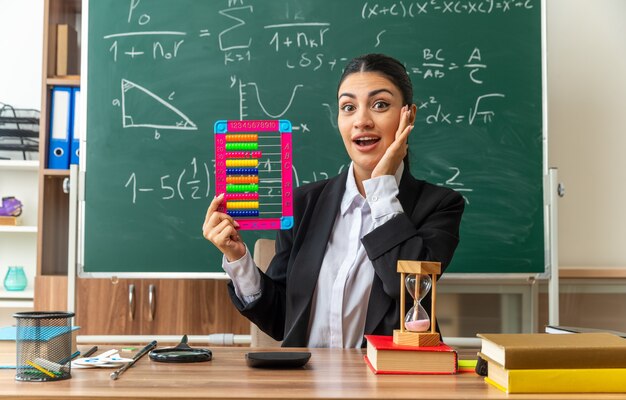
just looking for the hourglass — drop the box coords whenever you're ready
[393,261,441,347]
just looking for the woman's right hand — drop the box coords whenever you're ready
[202,193,246,262]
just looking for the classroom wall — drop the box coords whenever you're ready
[1,0,622,267]
[0,0,44,110]
[0,0,43,327]
[547,0,626,267]
[1,1,625,334]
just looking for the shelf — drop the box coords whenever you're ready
[560,267,626,279]
[0,289,34,300]
[43,168,70,177]
[0,226,38,233]
[55,0,82,14]
[0,160,39,171]
[47,76,80,86]
[0,300,34,308]
[0,289,34,308]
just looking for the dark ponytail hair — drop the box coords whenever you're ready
[337,53,414,169]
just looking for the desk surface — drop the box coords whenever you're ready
[1,346,624,400]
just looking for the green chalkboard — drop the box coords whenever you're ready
[82,0,545,275]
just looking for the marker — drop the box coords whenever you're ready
[82,346,98,358]
[458,359,478,368]
[26,360,56,378]
[34,357,68,374]
[40,350,80,372]
[58,350,81,366]
[457,359,479,373]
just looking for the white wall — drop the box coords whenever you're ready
[547,0,626,267]
[0,1,624,267]
[0,0,43,326]
[0,0,44,110]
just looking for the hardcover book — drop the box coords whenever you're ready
[364,335,457,374]
[478,332,626,369]
[483,356,626,394]
[56,24,79,76]
[545,325,626,338]
[0,216,20,226]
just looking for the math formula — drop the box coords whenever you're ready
[91,0,540,209]
[84,0,545,275]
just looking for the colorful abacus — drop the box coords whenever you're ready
[214,120,293,230]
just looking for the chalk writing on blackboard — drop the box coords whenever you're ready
[437,167,474,205]
[83,0,545,275]
[118,79,197,130]
[266,22,330,52]
[124,158,211,204]
[411,47,487,83]
[236,79,303,119]
[122,159,347,205]
[418,93,505,125]
[360,0,534,19]
[219,5,254,64]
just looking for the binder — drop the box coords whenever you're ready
[70,87,81,165]
[47,86,72,169]
[56,24,78,76]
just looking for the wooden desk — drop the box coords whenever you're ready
[0,346,623,400]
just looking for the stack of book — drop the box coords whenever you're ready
[364,335,457,374]
[478,332,626,393]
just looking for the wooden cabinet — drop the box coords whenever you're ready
[75,278,249,335]
[138,280,249,335]
[34,0,250,337]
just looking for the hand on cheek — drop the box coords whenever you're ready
[371,105,414,179]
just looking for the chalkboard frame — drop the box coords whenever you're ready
[76,0,550,279]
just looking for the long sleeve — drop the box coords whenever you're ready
[363,174,403,226]
[226,225,293,341]
[225,175,345,346]
[221,245,262,304]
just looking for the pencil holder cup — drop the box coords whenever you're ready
[13,311,75,382]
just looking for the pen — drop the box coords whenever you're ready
[57,350,81,366]
[82,346,98,358]
[55,347,95,368]
[110,340,157,380]
[26,360,56,378]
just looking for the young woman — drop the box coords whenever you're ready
[203,54,464,348]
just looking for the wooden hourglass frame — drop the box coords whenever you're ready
[393,260,442,347]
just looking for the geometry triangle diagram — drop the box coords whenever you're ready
[121,79,197,130]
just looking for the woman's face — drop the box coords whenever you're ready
[337,71,405,178]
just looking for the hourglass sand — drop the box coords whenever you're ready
[393,261,441,347]
[404,273,432,332]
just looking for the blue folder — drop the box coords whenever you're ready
[70,87,81,165]
[47,86,73,169]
